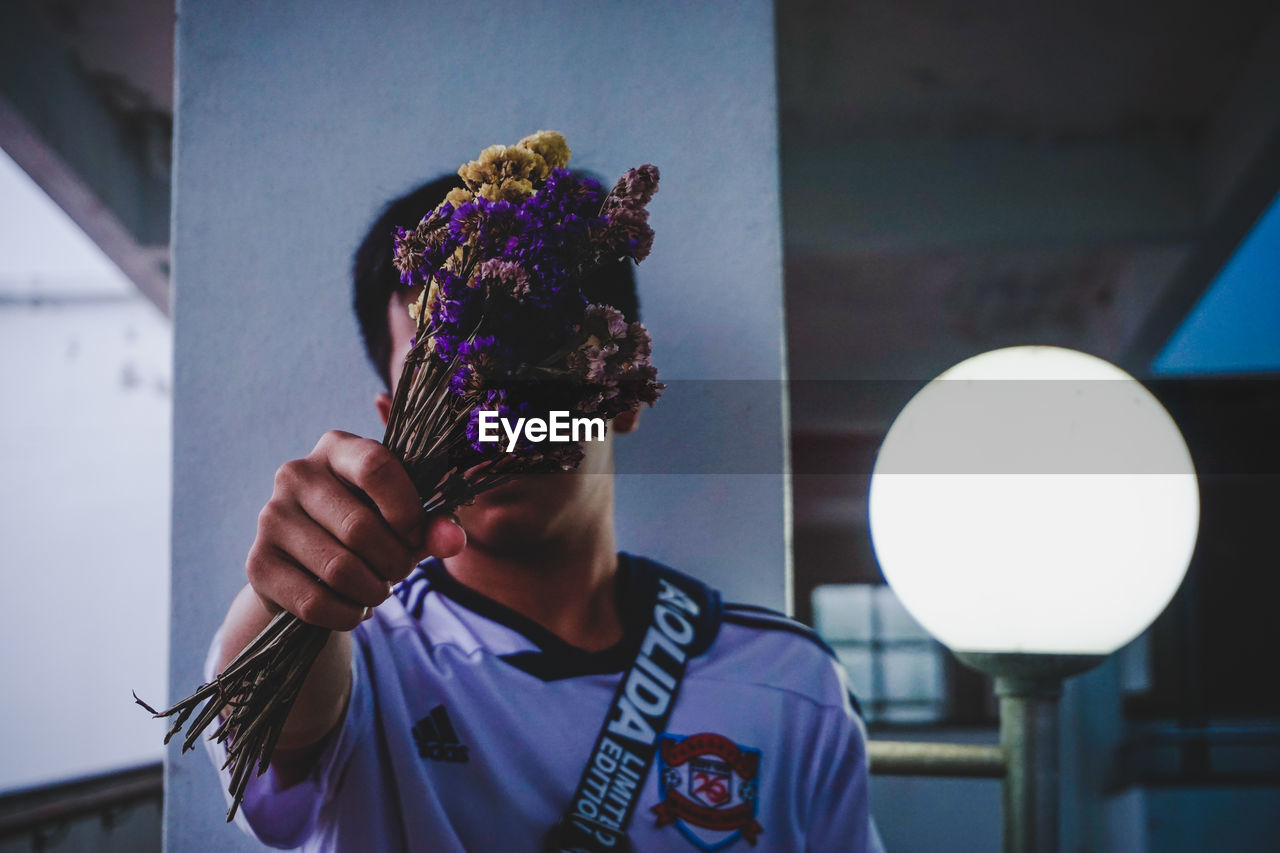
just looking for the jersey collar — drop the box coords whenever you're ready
[418,552,721,682]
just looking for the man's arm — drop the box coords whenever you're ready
[804,688,886,852]
[212,430,465,781]
[212,584,357,784]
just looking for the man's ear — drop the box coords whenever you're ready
[612,408,642,434]
[375,391,393,426]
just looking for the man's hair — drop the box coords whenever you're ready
[354,173,641,389]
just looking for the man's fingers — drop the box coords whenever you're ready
[246,547,366,631]
[315,431,426,550]
[261,501,393,606]
[290,467,417,585]
[249,435,466,630]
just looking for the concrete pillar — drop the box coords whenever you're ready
[167,1,785,848]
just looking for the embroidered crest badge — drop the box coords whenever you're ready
[651,733,763,850]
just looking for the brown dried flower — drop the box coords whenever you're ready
[475,258,533,300]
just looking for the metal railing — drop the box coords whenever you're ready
[0,762,162,848]
[869,739,1006,778]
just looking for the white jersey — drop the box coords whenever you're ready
[203,553,884,852]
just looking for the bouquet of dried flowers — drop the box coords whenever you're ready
[136,131,663,820]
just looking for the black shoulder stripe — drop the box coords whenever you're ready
[724,602,789,618]
[721,610,839,660]
[721,611,867,722]
[847,690,865,720]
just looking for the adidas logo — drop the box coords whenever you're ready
[413,705,470,763]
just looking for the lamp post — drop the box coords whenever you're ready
[867,346,1199,853]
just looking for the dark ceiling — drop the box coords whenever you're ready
[777,0,1280,425]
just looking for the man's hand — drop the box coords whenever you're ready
[213,431,466,765]
[247,430,466,629]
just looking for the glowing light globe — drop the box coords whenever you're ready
[867,346,1199,656]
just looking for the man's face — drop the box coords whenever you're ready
[382,290,626,553]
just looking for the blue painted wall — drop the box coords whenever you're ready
[1154,191,1280,374]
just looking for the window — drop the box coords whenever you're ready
[812,583,952,725]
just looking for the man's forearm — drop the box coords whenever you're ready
[215,584,354,753]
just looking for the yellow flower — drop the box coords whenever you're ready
[423,280,442,317]
[457,146,501,189]
[476,177,535,202]
[518,130,571,171]
[458,144,541,191]
[407,285,428,321]
[444,187,474,207]
[444,245,467,274]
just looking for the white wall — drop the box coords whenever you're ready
[0,151,170,792]
[168,1,786,849]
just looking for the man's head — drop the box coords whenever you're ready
[352,174,644,553]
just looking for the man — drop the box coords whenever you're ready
[204,173,885,851]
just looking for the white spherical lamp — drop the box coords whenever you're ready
[868,345,1199,657]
